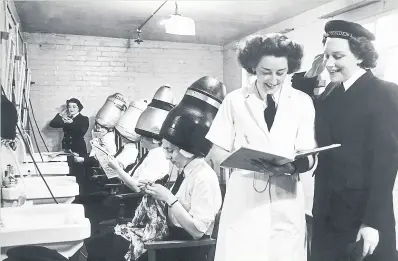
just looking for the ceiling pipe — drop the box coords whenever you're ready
[134,0,169,44]
[318,0,382,19]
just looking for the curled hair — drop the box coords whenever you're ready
[237,34,304,75]
[322,36,378,69]
[66,98,84,111]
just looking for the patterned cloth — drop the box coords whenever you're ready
[114,195,169,261]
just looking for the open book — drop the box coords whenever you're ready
[221,144,341,172]
[90,140,119,179]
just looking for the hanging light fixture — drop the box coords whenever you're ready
[160,2,196,36]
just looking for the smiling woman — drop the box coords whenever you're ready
[49,98,89,194]
[322,20,378,83]
[312,20,398,261]
[206,33,317,261]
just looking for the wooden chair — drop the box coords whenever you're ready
[144,211,221,261]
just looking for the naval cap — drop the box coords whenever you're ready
[324,20,375,41]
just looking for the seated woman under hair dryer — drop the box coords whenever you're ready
[107,76,225,261]
[109,86,174,192]
[73,93,128,167]
[113,99,148,174]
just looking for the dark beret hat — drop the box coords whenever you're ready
[324,20,375,41]
[66,98,83,111]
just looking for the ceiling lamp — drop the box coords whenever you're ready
[160,2,196,36]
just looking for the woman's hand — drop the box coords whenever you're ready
[144,183,175,204]
[137,180,151,191]
[73,156,84,163]
[250,159,295,176]
[108,156,122,170]
[62,117,73,124]
[357,225,379,257]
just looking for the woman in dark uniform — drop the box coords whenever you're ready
[311,20,398,261]
[49,98,89,194]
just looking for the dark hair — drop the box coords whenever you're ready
[238,34,304,75]
[95,121,113,131]
[322,36,378,69]
[66,98,83,111]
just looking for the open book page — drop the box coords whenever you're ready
[221,147,294,172]
[90,140,119,179]
[294,144,341,159]
[221,144,341,172]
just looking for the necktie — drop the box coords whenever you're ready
[264,94,276,130]
[171,171,185,195]
[165,171,185,218]
[331,82,346,101]
[114,145,124,157]
[130,151,149,176]
[335,82,345,95]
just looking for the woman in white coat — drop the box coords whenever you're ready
[206,33,317,261]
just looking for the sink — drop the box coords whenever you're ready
[19,162,70,176]
[0,204,91,260]
[23,152,68,163]
[1,176,79,206]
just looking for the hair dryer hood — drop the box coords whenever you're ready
[135,86,174,140]
[96,93,127,129]
[160,76,227,157]
[115,99,148,142]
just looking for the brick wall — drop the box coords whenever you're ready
[24,33,223,152]
[222,48,241,92]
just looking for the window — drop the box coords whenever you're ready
[362,11,398,84]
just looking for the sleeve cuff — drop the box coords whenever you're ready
[292,157,310,174]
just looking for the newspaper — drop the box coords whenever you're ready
[90,140,119,179]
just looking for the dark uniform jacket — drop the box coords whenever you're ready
[312,70,398,260]
[49,113,89,156]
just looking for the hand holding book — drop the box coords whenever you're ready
[221,144,341,173]
[250,158,296,176]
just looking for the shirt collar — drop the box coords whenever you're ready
[343,69,366,90]
[182,157,204,178]
[150,146,164,157]
[245,80,283,107]
[70,112,80,119]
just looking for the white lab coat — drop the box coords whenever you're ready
[206,81,316,261]
[132,146,170,182]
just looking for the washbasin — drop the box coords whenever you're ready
[19,161,70,176]
[0,204,91,260]
[1,176,79,206]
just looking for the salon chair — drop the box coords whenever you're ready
[142,210,220,261]
[143,183,226,261]
[143,182,225,261]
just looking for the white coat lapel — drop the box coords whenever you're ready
[269,82,293,137]
[242,83,271,139]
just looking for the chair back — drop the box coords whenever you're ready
[211,211,221,239]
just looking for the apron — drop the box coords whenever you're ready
[214,83,311,261]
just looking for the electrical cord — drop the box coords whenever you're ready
[28,97,50,152]
[2,70,88,260]
[22,93,44,162]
